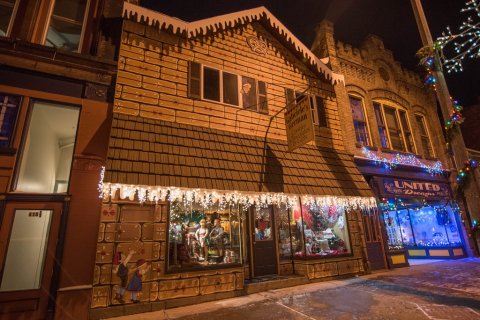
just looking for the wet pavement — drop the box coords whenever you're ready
[106,258,480,320]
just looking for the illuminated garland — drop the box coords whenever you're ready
[97,166,106,198]
[361,147,444,175]
[416,44,441,90]
[99,182,377,211]
[445,98,465,138]
[456,159,478,187]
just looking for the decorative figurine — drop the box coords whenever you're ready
[112,250,134,303]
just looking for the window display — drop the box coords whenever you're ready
[383,200,463,248]
[167,201,243,271]
[292,203,351,257]
[277,207,295,259]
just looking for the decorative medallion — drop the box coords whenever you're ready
[246,36,267,55]
[379,67,390,81]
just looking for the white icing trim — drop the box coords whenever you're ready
[123,2,344,85]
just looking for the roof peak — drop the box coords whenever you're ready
[123,2,344,85]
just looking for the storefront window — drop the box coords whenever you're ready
[382,200,463,248]
[167,201,243,271]
[292,203,351,258]
[277,207,294,259]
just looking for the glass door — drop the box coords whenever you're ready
[0,202,62,318]
[251,207,277,277]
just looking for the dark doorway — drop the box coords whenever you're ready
[362,208,387,270]
[251,207,278,277]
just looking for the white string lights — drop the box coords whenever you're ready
[100,182,377,212]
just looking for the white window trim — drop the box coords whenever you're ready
[348,94,372,146]
[42,0,91,53]
[199,63,268,113]
[374,100,417,154]
[414,113,436,158]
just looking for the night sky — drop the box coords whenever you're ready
[141,0,479,106]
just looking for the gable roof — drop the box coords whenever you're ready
[123,2,344,85]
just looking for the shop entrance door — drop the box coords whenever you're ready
[362,208,387,270]
[0,202,62,319]
[251,207,277,277]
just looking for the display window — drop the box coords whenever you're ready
[382,199,463,248]
[291,202,351,258]
[277,206,294,260]
[167,201,244,271]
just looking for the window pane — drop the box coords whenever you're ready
[242,76,257,110]
[443,206,462,246]
[411,206,450,246]
[168,201,243,271]
[0,210,52,291]
[315,96,327,127]
[16,101,79,193]
[399,110,414,153]
[415,115,434,158]
[188,62,201,99]
[0,93,21,148]
[384,210,404,249]
[296,204,351,258]
[285,88,295,110]
[255,208,272,241]
[0,0,16,36]
[373,103,389,148]
[349,96,369,145]
[223,72,238,105]
[384,107,405,151]
[396,209,415,246]
[45,0,88,52]
[277,207,293,259]
[258,81,268,113]
[203,67,220,101]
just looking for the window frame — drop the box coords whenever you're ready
[193,63,268,114]
[285,89,326,127]
[41,0,91,53]
[348,94,372,146]
[373,100,417,153]
[414,113,435,158]
[0,0,20,37]
[12,99,81,194]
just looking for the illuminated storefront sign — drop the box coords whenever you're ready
[381,178,450,199]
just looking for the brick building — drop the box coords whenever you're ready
[0,0,117,319]
[89,3,377,318]
[312,21,473,269]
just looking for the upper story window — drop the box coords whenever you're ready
[285,89,327,127]
[188,62,268,114]
[0,93,21,150]
[0,0,17,36]
[15,101,79,193]
[415,114,435,158]
[44,0,89,52]
[373,101,416,153]
[348,95,370,146]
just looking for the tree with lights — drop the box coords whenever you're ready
[436,0,480,73]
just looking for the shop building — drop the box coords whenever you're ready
[90,3,377,318]
[0,0,117,319]
[312,22,472,269]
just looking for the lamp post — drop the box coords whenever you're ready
[410,0,480,256]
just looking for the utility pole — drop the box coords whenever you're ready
[410,0,480,256]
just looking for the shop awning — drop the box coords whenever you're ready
[104,113,373,199]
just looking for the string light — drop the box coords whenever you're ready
[456,159,479,188]
[100,182,377,212]
[361,147,444,175]
[436,0,480,73]
[97,166,105,198]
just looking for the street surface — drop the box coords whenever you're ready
[107,258,480,320]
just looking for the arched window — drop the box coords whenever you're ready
[348,95,370,145]
[373,101,416,153]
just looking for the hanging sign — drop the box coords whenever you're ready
[285,97,315,152]
[381,178,450,199]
